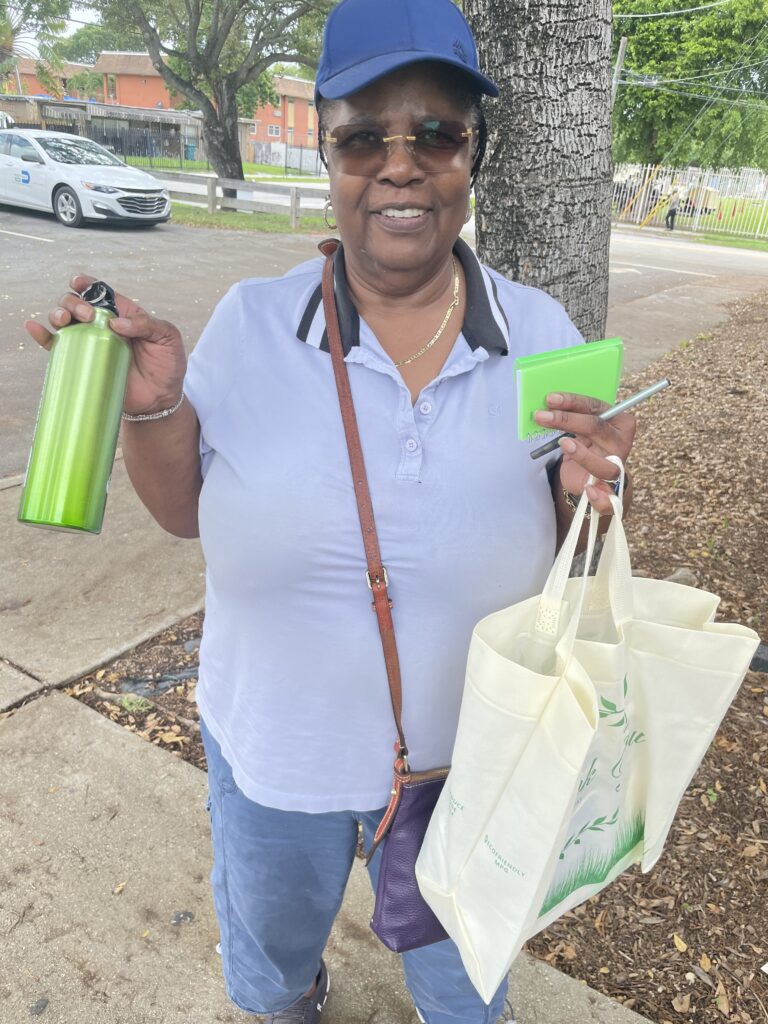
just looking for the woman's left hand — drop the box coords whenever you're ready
[534,392,637,516]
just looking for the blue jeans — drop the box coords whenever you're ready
[200,716,509,1023]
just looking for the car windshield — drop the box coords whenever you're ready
[36,137,125,166]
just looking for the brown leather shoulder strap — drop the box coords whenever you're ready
[320,244,408,762]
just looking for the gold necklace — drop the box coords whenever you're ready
[394,258,460,368]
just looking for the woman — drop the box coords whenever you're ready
[27,1,636,1020]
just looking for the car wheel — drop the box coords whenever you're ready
[53,186,84,228]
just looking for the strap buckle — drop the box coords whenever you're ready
[366,567,389,590]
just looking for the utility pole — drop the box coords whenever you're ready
[612,36,628,106]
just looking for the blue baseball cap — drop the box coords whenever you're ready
[316,0,499,102]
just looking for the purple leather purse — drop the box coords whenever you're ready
[320,241,450,953]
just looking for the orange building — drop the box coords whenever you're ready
[252,76,317,147]
[92,52,180,109]
[5,57,97,99]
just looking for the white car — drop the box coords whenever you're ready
[0,129,171,228]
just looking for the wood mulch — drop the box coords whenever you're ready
[64,291,768,1024]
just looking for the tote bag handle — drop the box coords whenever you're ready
[536,456,629,658]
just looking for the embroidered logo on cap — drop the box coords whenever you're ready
[453,39,469,63]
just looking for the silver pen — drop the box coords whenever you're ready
[529,378,671,460]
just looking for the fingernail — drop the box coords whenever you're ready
[54,308,67,323]
[110,317,130,331]
[76,303,93,320]
[536,411,554,424]
[560,438,577,453]
[547,393,564,406]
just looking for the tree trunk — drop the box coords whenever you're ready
[205,81,245,192]
[465,0,613,341]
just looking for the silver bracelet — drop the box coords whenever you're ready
[122,393,185,422]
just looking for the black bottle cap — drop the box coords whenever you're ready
[79,281,118,317]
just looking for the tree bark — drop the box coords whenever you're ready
[465,0,613,341]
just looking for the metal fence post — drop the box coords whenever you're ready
[207,177,218,216]
[289,188,300,229]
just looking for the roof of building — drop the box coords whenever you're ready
[16,57,94,79]
[93,52,163,77]
[274,76,315,101]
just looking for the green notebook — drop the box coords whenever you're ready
[515,337,623,440]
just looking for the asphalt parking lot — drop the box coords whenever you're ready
[2,202,766,479]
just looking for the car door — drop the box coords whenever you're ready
[6,134,48,211]
[0,133,12,202]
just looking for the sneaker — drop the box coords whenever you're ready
[267,960,330,1023]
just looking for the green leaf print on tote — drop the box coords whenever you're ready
[539,676,646,917]
[540,812,645,916]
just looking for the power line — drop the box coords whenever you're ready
[623,71,768,94]
[620,79,768,106]
[622,56,768,84]
[614,0,732,18]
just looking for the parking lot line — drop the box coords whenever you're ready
[0,227,54,243]
[611,260,715,278]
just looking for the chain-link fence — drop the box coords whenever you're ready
[613,163,768,239]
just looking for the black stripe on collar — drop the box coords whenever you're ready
[296,238,508,357]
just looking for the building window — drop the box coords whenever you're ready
[288,96,294,104]
[268,124,280,138]
[107,74,116,100]
[273,105,281,116]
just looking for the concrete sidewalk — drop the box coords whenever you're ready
[1,692,650,1024]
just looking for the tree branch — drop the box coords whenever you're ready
[233,50,318,91]
[205,3,241,68]
[234,0,322,85]
[186,0,203,73]
[125,0,216,119]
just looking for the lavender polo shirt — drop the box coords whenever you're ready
[183,239,583,813]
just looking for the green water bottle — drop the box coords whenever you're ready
[18,281,131,534]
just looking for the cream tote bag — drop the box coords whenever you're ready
[416,458,759,1003]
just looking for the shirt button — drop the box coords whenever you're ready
[419,401,433,415]
[405,438,419,453]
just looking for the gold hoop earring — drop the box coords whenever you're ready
[323,199,337,231]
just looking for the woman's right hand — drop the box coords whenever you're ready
[24,274,188,417]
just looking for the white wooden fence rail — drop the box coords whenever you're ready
[149,170,325,228]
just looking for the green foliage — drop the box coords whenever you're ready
[1,0,69,91]
[272,61,314,82]
[67,68,103,98]
[55,21,145,64]
[167,52,277,118]
[613,0,768,169]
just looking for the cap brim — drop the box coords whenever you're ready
[317,50,499,101]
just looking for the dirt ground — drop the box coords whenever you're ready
[64,291,768,1024]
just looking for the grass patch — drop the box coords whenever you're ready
[689,233,768,254]
[170,201,326,234]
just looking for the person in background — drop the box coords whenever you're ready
[665,190,680,230]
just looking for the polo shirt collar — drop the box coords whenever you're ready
[296,238,509,357]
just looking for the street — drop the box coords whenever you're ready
[2,202,766,479]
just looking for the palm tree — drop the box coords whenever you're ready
[1,2,67,96]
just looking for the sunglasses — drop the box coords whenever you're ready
[322,119,474,176]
